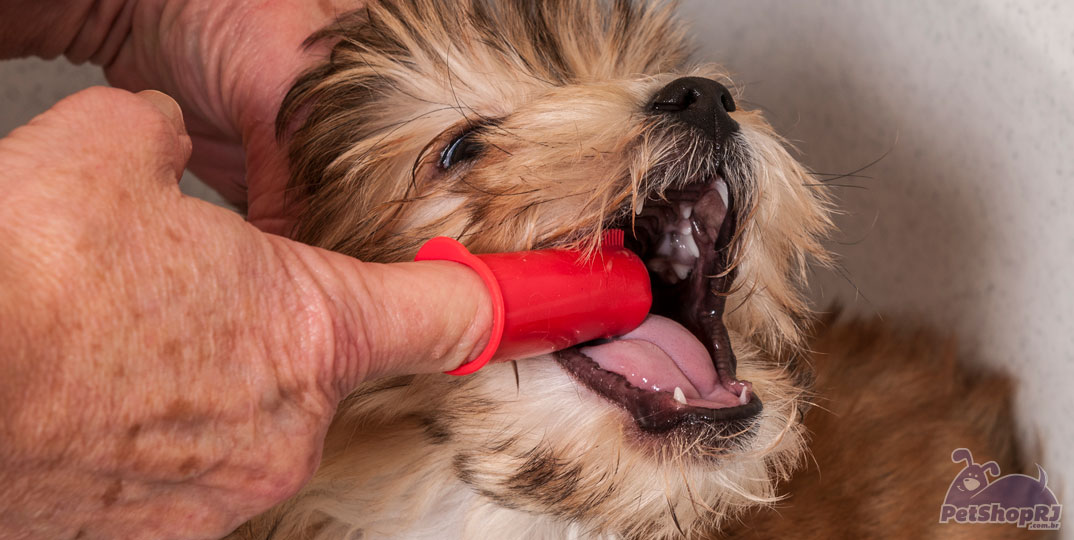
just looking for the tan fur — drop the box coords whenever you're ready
[228,1,1022,539]
[719,316,1041,539]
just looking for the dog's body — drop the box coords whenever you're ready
[230,1,1028,538]
[723,318,1032,539]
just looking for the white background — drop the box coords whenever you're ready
[2,0,1071,532]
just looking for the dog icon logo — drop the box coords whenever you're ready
[940,448,1061,530]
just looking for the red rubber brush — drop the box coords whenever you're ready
[415,230,652,375]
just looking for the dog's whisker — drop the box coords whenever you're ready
[803,182,870,190]
[511,360,521,397]
[808,170,875,181]
[665,494,687,538]
[814,147,893,184]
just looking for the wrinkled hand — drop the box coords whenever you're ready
[0,88,490,540]
[100,0,357,233]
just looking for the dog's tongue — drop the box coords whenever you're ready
[579,315,742,408]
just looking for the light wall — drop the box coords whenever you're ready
[680,0,1073,520]
[0,58,230,207]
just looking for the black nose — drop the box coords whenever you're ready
[650,77,738,146]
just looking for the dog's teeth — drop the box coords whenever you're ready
[672,262,691,280]
[635,198,645,215]
[683,232,700,258]
[715,179,730,209]
[680,204,692,219]
[673,387,687,405]
[738,388,750,405]
[656,235,673,257]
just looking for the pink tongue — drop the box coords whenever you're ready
[579,315,741,408]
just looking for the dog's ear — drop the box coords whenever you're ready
[951,448,974,466]
[981,461,1001,478]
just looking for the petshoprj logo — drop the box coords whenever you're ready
[939,448,1061,530]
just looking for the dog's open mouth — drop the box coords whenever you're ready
[555,172,762,434]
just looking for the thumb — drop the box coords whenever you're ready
[259,234,494,398]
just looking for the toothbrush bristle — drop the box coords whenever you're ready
[602,229,625,247]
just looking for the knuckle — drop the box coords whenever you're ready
[238,426,323,509]
[251,453,318,506]
[56,87,181,143]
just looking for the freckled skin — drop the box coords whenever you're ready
[101,480,123,508]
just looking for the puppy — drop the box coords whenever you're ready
[228,1,1024,538]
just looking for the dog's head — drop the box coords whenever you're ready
[274,0,831,537]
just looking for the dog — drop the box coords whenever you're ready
[227,1,1027,538]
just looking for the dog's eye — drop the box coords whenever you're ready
[439,129,483,169]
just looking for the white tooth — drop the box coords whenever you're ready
[739,388,750,405]
[673,387,687,405]
[635,198,645,215]
[657,234,673,257]
[672,262,691,280]
[683,233,700,258]
[715,179,730,209]
[679,223,692,236]
[680,204,693,219]
[668,232,686,253]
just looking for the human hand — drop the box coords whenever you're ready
[2,0,351,231]
[0,88,491,539]
[97,0,359,234]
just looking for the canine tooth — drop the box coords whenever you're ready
[635,198,645,215]
[672,262,691,280]
[680,204,693,219]
[715,179,730,209]
[673,387,687,405]
[738,388,750,405]
[683,233,700,258]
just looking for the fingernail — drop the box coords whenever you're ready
[136,90,186,135]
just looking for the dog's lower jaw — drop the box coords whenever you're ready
[234,405,619,540]
[234,354,805,540]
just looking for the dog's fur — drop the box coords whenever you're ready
[229,1,1026,538]
[722,317,1035,539]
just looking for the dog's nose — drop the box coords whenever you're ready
[650,77,739,146]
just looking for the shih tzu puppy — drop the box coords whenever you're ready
[228,1,1025,538]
